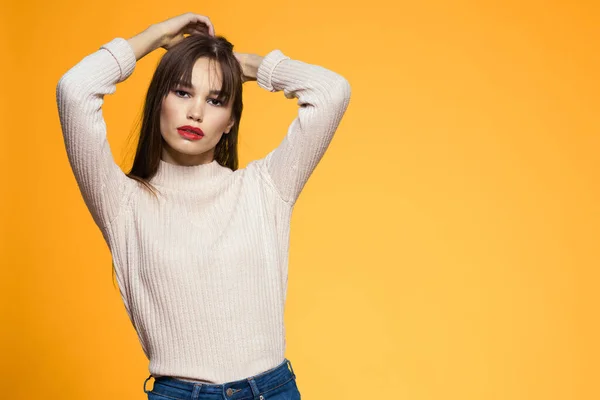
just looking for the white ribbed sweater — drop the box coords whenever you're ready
[56,37,351,384]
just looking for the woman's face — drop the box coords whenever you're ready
[160,57,235,166]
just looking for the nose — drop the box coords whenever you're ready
[187,101,204,122]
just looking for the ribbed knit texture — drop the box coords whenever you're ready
[56,37,351,384]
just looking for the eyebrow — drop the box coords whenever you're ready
[175,82,222,95]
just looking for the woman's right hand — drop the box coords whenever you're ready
[153,12,215,51]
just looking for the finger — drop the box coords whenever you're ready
[193,21,211,35]
[183,23,205,36]
[183,20,210,37]
[194,15,215,36]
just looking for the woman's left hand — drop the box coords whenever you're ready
[234,52,262,83]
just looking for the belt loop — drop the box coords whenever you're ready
[143,374,153,394]
[286,359,296,379]
[246,377,261,399]
[191,384,203,399]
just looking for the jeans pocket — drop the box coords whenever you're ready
[148,390,184,400]
[260,377,301,400]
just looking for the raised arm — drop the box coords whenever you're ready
[248,50,352,206]
[56,36,140,232]
[56,14,214,232]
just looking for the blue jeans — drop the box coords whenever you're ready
[143,358,301,400]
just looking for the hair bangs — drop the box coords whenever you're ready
[218,59,238,106]
[165,56,235,107]
[167,58,196,94]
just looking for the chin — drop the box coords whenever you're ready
[165,135,217,158]
[171,143,207,156]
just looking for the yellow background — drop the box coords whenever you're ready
[2,0,598,399]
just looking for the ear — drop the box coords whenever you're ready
[224,118,235,134]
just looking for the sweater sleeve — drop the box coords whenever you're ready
[56,37,136,232]
[255,50,352,206]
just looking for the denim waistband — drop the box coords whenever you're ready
[144,358,296,399]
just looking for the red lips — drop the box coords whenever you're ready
[177,125,204,136]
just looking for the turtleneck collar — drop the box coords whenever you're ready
[149,159,231,191]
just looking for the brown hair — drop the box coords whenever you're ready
[125,32,244,198]
[112,33,244,286]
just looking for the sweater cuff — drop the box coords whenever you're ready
[256,49,290,92]
[99,37,137,83]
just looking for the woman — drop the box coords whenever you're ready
[56,12,351,399]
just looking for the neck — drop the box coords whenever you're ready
[161,147,215,167]
[149,159,231,191]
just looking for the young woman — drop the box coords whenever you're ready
[56,12,351,399]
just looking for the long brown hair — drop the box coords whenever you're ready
[126,33,244,197]
[112,33,244,286]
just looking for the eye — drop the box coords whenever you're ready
[174,90,223,106]
[174,89,190,98]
